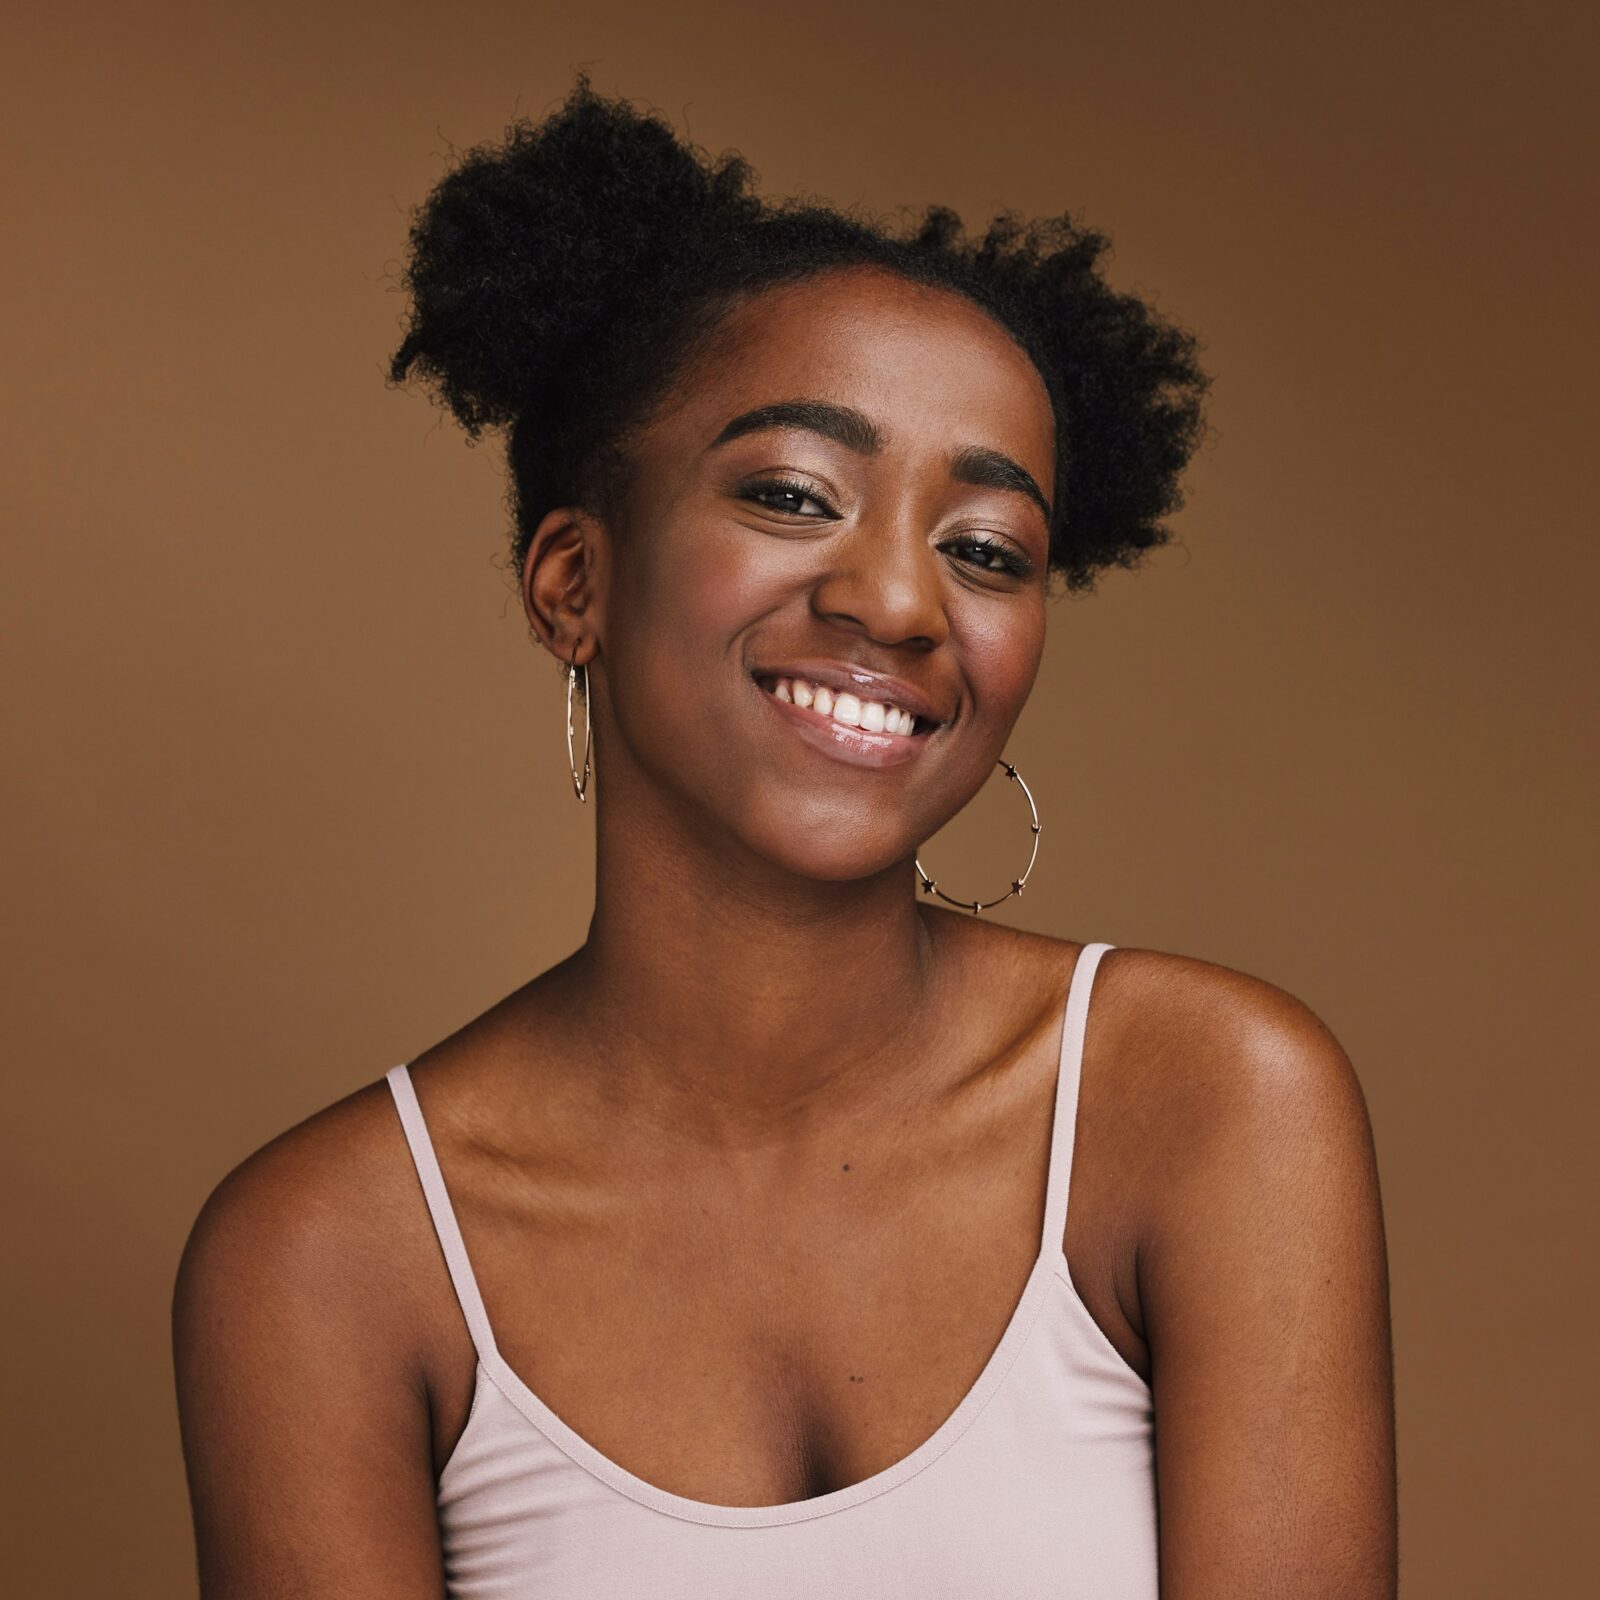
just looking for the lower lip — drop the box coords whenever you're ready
[754,682,934,769]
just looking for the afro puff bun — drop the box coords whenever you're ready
[389,75,1211,593]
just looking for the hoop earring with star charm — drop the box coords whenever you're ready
[914,758,1041,914]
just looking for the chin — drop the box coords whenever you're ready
[725,804,917,889]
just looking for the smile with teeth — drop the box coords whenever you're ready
[754,674,932,737]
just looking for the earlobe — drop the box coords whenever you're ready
[521,505,605,665]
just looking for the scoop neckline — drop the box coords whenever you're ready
[408,942,1114,1528]
[460,1241,1062,1528]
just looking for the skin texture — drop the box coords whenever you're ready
[173,265,1397,1597]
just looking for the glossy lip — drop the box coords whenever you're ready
[751,677,937,770]
[747,659,954,727]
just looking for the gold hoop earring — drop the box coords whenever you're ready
[914,759,1041,914]
[565,647,592,802]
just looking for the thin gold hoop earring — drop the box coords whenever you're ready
[914,758,1041,914]
[565,647,592,802]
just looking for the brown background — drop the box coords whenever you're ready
[5,2,1595,1593]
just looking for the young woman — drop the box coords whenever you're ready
[173,78,1397,1598]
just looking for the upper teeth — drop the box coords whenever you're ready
[765,676,921,735]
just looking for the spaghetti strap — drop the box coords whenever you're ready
[1039,941,1115,1258]
[385,1063,500,1362]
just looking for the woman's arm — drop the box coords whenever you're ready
[1145,970,1398,1597]
[172,1113,449,1598]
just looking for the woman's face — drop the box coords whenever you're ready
[563,263,1057,884]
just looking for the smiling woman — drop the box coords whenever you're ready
[171,75,1397,1600]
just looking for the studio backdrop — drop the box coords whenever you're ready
[4,3,1595,1596]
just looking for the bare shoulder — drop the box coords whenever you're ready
[1086,943,1391,1391]
[1089,947,1397,1593]
[1092,942,1374,1159]
[943,920,1371,1146]
[1014,933,1382,1279]
[171,1076,457,1593]
[172,1074,441,1383]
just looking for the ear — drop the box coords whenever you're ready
[521,505,608,667]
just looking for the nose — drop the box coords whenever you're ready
[809,515,950,651]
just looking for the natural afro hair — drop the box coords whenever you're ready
[388,75,1211,594]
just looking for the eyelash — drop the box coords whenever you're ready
[739,476,1036,581]
[743,475,832,519]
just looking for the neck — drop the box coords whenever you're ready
[555,765,953,1142]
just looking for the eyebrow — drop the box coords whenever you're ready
[708,399,883,455]
[949,444,1052,522]
[707,398,1052,522]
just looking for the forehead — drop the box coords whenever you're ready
[656,265,1057,484]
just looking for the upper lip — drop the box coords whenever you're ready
[749,659,955,726]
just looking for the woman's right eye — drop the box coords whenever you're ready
[740,477,834,518]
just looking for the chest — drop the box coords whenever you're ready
[431,1304,1158,1599]
[403,943,1153,1506]
[450,1128,1054,1505]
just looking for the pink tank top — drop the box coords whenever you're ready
[385,940,1157,1596]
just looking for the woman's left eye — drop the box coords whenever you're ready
[946,535,1034,580]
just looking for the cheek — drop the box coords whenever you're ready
[684,526,790,638]
[925,604,1046,819]
[612,518,779,671]
[958,602,1047,729]
[599,513,786,776]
